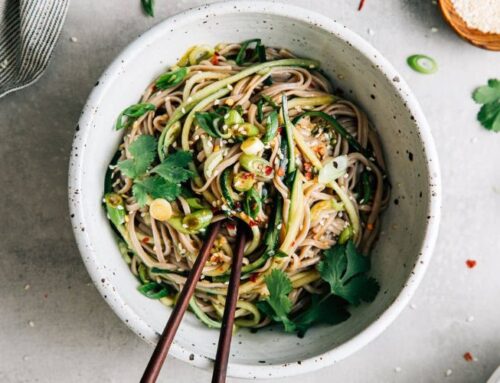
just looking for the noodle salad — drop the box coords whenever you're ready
[103,39,390,335]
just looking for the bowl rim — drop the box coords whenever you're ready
[68,0,442,379]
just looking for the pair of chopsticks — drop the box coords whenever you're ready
[141,220,247,383]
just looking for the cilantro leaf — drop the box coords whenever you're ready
[152,150,193,183]
[133,176,180,207]
[258,269,296,332]
[317,241,379,306]
[472,79,500,132]
[293,295,350,336]
[473,79,500,104]
[118,135,157,179]
[194,112,223,138]
[478,102,500,133]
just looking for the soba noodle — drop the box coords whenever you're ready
[104,41,390,332]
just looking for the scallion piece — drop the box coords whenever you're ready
[115,103,155,130]
[407,54,438,74]
[236,39,263,66]
[141,0,154,17]
[155,67,188,90]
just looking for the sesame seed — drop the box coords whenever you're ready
[187,97,193,102]
[466,315,475,322]
[70,36,78,43]
[181,108,186,114]
[28,321,35,328]
[394,367,402,373]
[227,84,233,90]
[445,369,452,377]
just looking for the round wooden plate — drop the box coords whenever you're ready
[439,0,500,51]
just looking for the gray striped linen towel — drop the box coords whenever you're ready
[0,0,69,98]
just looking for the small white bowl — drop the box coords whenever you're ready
[69,1,441,379]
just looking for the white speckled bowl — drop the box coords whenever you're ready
[68,1,441,379]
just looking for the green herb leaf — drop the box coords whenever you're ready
[194,111,223,138]
[472,79,500,132]
[141,0,154,17]
[473,79,500,104]
[317,241,379,306]
[133,176,181,206]
[117,135,157,179]
[152,150,193,183]
[259,269,296,332]
[293,295,350,335]
[116,103,155,130]
[156,67,188,90]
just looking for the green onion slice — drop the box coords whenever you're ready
[156,67,188,90]
[407,54,438,74]
[115,103,155,130]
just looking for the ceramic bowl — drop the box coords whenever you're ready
[69,1,441,379]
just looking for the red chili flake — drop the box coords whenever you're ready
[305,171,312,180]
[211,51,220,65]
[249,220,258,227]
[466,259,477,269]
[249,273,258,283]
[277,168,285,177]
[304,162,312,172]
[358,0,366,11]
[141,237,150,244]
[264,166,273,176]
[226,222,236,231]
[277,127,282,134]
[463,352,474,362]
[242,172,254,180]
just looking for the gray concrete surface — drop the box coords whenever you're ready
[1,0,500,382]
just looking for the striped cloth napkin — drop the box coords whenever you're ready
[0,0,69,98]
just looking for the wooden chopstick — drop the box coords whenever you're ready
[211,223,247,383]
[141,221,222,383]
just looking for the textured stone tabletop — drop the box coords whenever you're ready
[1,1,499,382]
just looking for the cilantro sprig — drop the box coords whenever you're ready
[258,241,379,335]
[472,79,500,132]
[257,269,296,332]
[317,241,379,306]
[118,135,157,179]
[117,134,193,207]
